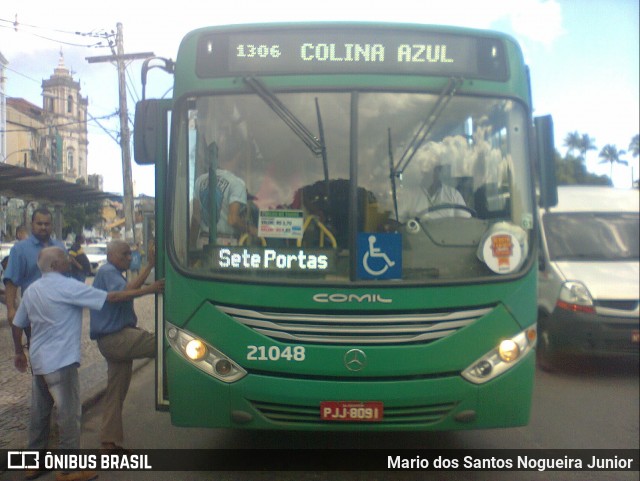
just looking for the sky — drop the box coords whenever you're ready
[1,0,638,195]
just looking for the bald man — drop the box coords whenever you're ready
[90,240,164,453]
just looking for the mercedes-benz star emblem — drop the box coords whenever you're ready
[344,349,367,372]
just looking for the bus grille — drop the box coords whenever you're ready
[250,400,458,425]
[216,305,493,345]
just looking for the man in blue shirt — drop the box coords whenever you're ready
[14,246,162,480]
[12,247,105,481]
[90,240,164,452]
[4,208,65,343]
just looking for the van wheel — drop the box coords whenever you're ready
[536,328,558,372]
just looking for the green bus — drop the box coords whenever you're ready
[135,22,557,430]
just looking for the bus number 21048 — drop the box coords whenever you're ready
[247,345,306,362]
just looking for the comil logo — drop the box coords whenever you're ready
[7,451,39,469]
[313,293,392,304]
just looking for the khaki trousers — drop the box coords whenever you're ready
[97,327,155,445]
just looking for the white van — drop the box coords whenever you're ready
[537,186,639,366]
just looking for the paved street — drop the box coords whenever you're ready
[0,283,155,449]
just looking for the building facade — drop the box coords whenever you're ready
[4,53,89,184]
[41,53,89,182]
[1,51,7,163]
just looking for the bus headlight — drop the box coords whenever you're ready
[185,339,207,360]
[498,339,520,362]
[166,323,247,383]
[461,327,536,384]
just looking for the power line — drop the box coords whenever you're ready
[1,111,119,133]
[0,15,110,38]
[0,15,113,49]
[0,23,110,49]
[2,65,41,84]
[88,113,120,144]
[125,66,140,104]
[86,23,154,243]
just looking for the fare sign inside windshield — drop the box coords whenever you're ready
[197,27,508,80]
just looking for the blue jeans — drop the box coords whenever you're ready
[29,363,81,449]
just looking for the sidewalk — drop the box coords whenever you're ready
[0,289,155,449]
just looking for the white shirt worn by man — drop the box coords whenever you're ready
[399,184,470,222]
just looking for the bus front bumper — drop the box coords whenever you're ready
[165,349,535,431]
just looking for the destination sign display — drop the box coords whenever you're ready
[211,247,336,273]
[196,28,508,80]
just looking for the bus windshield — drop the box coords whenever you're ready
[171,88,534,283]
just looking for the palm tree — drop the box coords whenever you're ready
[629,134,639,158]
[577,134,596,161]
[630,134,639,188]
[563,131,581,157]
[598,144,627,180]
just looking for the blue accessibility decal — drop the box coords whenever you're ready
[357,233,402,280]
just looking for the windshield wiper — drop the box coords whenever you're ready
[393,77,463,176]
[315,97,330,206]
[388,128,399,222]
[244,76,331,213]
[243,77,323,156]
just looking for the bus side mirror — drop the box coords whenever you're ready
[534,115,558,209]
[134,99,171,165]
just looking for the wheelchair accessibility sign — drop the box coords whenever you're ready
[357,233,402,280]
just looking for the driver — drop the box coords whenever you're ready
[399,162,470,222]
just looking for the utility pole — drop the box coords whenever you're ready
[87,23,153,243]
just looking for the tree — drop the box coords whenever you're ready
[62,201,103,240]
[629,134,639,158]
[563,131,581,157]
[598,144,628,180]
[60,178,104,239]
[577,134,597,161]
[554,150,610,186]
[630,134,639,189]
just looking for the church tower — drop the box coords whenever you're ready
[41,52,89,183]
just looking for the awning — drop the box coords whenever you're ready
[0,163,118,204]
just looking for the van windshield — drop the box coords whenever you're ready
[543,212,639,261]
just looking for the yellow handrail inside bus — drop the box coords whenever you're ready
[296,215,337,248]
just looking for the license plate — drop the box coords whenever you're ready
[320,401,383,422]
[632,330,639,343]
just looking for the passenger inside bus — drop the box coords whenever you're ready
[291,179,389,249]
[398,162,472,223]
[190,139,256,249]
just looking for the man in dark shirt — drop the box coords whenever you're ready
[90,240,163,452]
